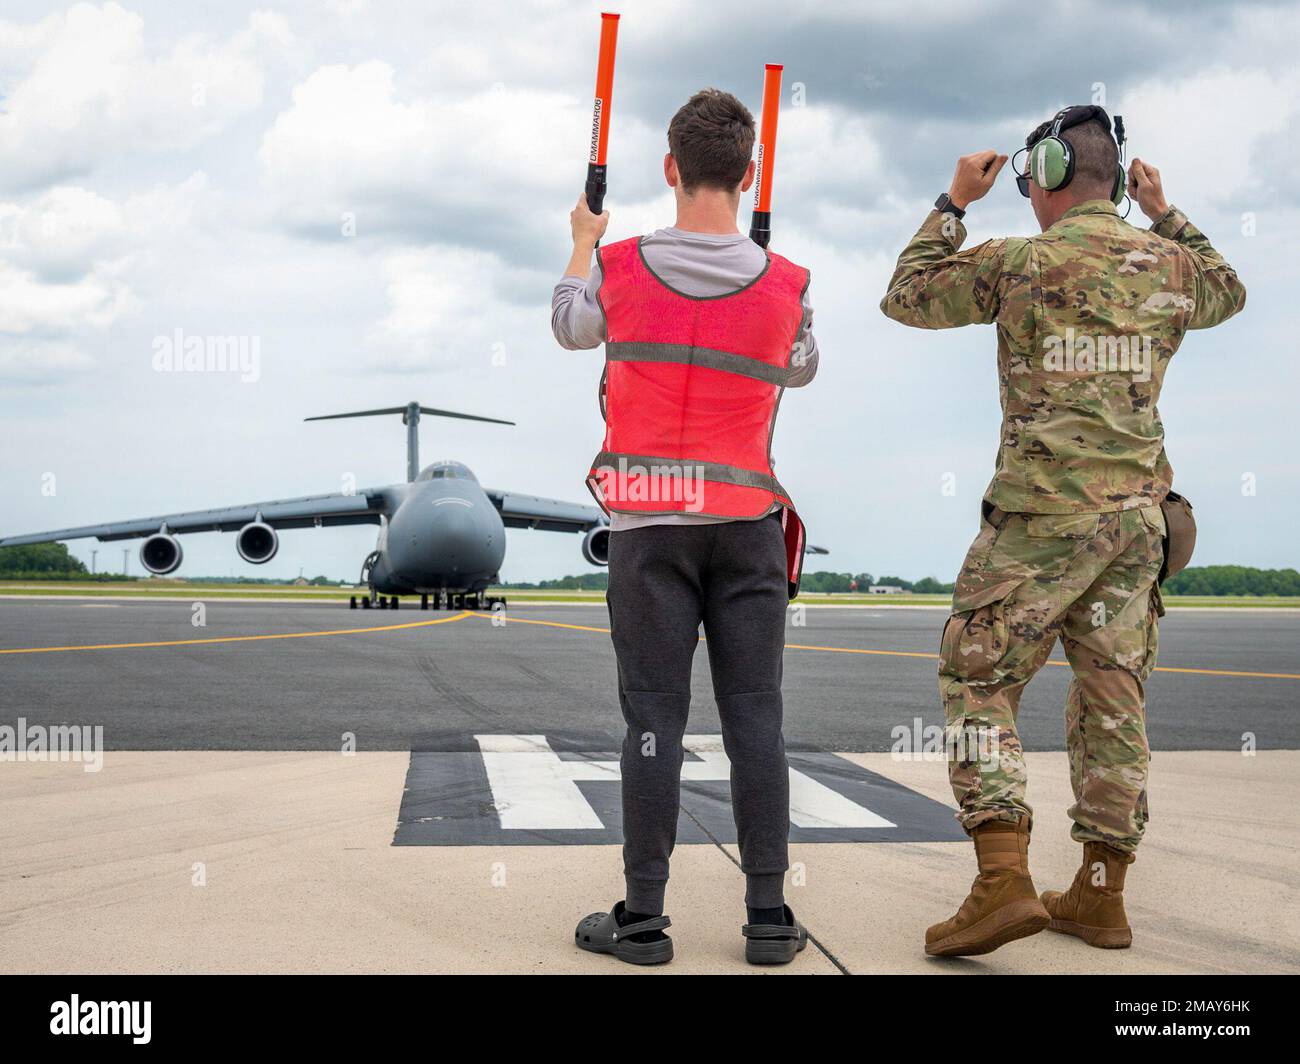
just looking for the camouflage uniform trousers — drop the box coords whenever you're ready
[938,504,1166,853]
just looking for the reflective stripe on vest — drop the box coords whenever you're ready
[587,235,809,519]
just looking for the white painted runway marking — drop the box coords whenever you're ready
[474,734,616,829]
[472,733,895,831]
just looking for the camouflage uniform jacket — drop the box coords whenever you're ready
[880,200,1246,513]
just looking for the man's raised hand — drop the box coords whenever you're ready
[570,193,610,247]
[1127,159,1169,223]
[948,151,1009,211]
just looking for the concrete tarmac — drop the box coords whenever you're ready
[0,750,1294,974]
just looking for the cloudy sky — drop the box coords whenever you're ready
[2,0,1296,583]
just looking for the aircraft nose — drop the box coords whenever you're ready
[419,496,505,583]
[387,486,505,589]
[428,498,483,565]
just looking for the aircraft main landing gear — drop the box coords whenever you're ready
[394,591,505,611]
[439,592,505,611]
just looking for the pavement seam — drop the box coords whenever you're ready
[676,802,853,975]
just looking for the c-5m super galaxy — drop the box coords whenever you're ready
[0,403,614,611]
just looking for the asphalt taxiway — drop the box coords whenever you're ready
[1,599,1296,751]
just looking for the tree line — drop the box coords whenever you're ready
[5,543,1298,596]
[1163,565,1300,597]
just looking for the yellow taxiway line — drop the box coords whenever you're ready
[0,611,473,655]
[479,613,1300,681]
[1,608,1297,681]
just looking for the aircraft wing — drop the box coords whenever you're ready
[0,488,395,546]
[805,544,830,555]
[483,489,605,533]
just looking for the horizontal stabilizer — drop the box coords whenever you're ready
[305,400,514,483]
[305,405,514,426]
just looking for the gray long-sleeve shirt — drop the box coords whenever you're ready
[552,226,818,531]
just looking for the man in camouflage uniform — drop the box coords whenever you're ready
[880,105,1246,957]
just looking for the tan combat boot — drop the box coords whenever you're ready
[925,819,1050,957]
[1040,841,1135,949]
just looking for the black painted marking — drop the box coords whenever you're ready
[392,747,966,846]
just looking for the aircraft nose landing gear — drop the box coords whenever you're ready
[348,588,393,610]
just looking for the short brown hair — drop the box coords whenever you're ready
[667,89,755,193]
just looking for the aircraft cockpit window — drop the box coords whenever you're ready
[419,463,477,482]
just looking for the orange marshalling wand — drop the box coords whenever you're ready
[749,64,783,248]
[584,12,620,217]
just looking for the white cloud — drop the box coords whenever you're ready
[0,185,128,281]
[0,255,133,336]
[0,338,97,385]
[0,173,215,383]
[258,60,660,250]
[1118,66,1300,205]
[778,102,886,229]
[0,3,291,191]
[366,244,543,372]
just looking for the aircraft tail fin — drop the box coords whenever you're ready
[305,401,515,482]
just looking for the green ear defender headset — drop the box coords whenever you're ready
[1015,105,1128,209]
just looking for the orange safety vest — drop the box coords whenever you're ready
[586,235,811,595]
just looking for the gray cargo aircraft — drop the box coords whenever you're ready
[0,403,612,610]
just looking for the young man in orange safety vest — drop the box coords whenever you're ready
[552,88,819,966]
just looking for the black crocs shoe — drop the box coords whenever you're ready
[742,904,808,965]
[575,901,674,965]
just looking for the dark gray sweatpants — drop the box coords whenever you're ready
[606,512,790,915]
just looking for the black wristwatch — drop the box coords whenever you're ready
[934,193,965,220]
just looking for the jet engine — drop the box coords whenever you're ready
[236,521,279,565]
[139,533,183,575]
[582,525,610,566]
